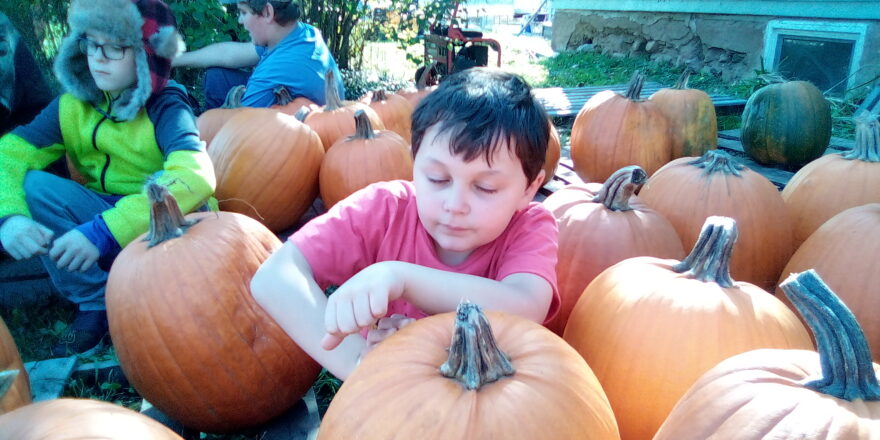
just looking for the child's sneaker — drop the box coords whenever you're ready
[50,309,109,357]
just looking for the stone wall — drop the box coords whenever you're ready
[551,10,880,94]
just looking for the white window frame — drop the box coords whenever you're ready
[763,19,868,92]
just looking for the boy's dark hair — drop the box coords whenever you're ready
[411,68,549,185]
[241,0,301,26]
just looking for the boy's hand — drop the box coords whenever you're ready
[321,262,405,350]
[0,216,54,260]
[49,229,99,272]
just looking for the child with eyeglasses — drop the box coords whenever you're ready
[0,0,216,357]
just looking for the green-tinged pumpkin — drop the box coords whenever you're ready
[655,270,880,440]
[563,217,813,440]
[542,166,685,335]
[649,70,717,159]
[741,80,831,167]
[320,303,621,440]
[106,182,320,433]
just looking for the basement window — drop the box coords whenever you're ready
[763,20,868,97]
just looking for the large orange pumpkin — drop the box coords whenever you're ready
[776,203,880,363]
[0,398,184,440]
[542,166,685,335]
[106,182,320,432]
[319,110,413,209]
[639,149,794,290]
[541,122,561,186]
[782,112,880,249]
[563,216,813,440]
[0,318,29,415]
[320,302,621,439]
[655,270,880,439]
[209,107,324,232]
[196,84,246,147]
[570,72,673,183]
[303,70,385,151]
[361,89,414,143]
[649,70,717,159]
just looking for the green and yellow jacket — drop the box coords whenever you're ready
[0,81,215,255]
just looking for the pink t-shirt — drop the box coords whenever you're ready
[291,180,560,323]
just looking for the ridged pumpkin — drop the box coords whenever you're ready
[303,70,385,151]
[320,302,621,440]
[106,182,320,433]
[542,122,561,186]
[196,84,245,147]
[741,80,831,167]
[319,110,413,208]
[570,72,673,183]
[397,63,438,109]
[0,398,184,440]
[775,203,880,363]
[542,166,685,335]
[362,89,414,143]
[639,149,793,290]
[0,318,30,415]
[649,70,717,159]
[782,112,880,248]
[209,107,324,232]
[563,217,813,440]
[655,270,880,440]
[271,85,315,117]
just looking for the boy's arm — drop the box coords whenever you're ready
[322,261,553,349]
[172,42,260,69]
[251,241,365,380]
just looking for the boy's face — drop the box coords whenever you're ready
[83,32,137,97]
[237,3,269,46]
[413,124,545,265]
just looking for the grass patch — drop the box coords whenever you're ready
[1,295,75,362]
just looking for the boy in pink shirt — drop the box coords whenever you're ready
[251,68,558,379]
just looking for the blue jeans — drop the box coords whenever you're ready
[203,67,251,110]
[23,171,111,312]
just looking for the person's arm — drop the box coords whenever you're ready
[321,261,553,350]
[250,241,365,380]
[172,41,260,69]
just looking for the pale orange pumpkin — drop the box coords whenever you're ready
[196,84,246,147]
[361,89,414,143]
[319,302,621,439]
[270,85,316,116]
[563,216,813,440]
[542,166,685,335]
[655,270,880,440]
[542,122,561,186]
[319,110,413,209]
[639,149,794,290]
[209,107,324,232]
[570,72,673,183]
[0,318,30,415]
[397,63,439,109]
[782,112,880,249]
[649,70,718,159]
[303,70,385,151]
[106,182,320,432]
[776,203,880,363]
[0,398,184,440]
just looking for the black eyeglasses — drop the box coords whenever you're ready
[78,37,129,61]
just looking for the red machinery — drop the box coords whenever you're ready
[422,1,502,80]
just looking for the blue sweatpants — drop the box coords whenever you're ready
[23,171,111,312]
[203,67,251,110]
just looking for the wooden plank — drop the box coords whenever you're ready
[24,357,79,401]
[719,129,856,153]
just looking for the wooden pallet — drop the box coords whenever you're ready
[533,82,748,118]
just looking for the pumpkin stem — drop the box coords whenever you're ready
[273,86,294,106]
[371,89,389,103]
[417,62,438,90]
[323,70,344,111]
[352,110,377,140]
[144,179,198,247]
[672,216,737,288]
[624,71,645,101]
[673,69,691,90]
[780,270,880,401]
[592,166,647,211]
[221,85,246,109]
[841,112,880,162]
[687,149,745,177]
[0,369,19,400]
[294,106,311,122]
[439,302,515,390]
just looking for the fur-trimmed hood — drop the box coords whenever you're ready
[54,0,184,121]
